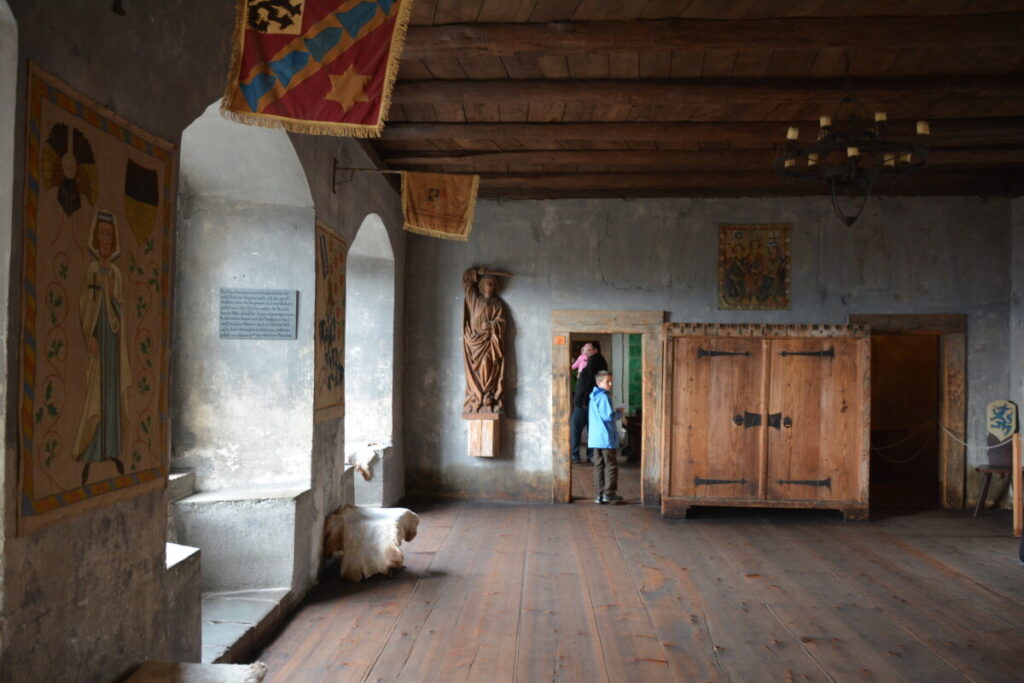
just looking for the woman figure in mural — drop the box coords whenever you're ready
[73,209,132,485]
[462,266,512,416]
[723,243,745,302]
[742,238,767,304]
[759,243,788,303]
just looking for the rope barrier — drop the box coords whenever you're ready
[871,432,936,464]
[938,421,1012,451]
[868,422,934,451]
[866,419,1014,463]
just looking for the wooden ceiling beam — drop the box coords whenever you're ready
[383,148,1024,173]
[392,78,1024,112]
[402,14,1024,58]
[381,119,1024,148]
[474,169,1024,199]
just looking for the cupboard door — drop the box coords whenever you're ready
[668,337,766,500]
[766,338,864,502]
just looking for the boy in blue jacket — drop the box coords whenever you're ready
[588,370,626,504]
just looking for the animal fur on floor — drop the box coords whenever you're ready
[323,505,420,581]
[125,661,268,682]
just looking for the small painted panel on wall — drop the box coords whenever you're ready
[314,222,346,423]
[718,223,792,310]
[219,288,299,339]
[17,64,176,535]
[987,400,1018,442]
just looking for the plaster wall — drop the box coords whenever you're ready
[0,2,234,679]
[290,135,407,528]
[171,200,316,490]
[1,2,405,679]
[404,197,1012,502]
[346,246,395,447]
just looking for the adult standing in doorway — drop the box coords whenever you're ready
[570,341,607,464]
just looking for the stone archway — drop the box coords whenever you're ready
[170,102,318,661]
[345,213,397,505]
[174,101,315,491]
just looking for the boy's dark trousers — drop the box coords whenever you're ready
[593,448,618,498]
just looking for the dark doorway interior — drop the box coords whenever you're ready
[870,334,941,511]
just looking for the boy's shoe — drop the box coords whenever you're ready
[595,496,607,504]
[603,493,625,504]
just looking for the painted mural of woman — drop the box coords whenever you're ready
[73,208,132,484]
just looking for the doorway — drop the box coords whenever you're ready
[870,334,940,511]
[850,314,967,510]
[550,310,665,505]
[569,333,644,503]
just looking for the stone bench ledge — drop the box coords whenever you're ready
[178,487,310,504]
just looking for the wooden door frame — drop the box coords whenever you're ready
[849,314,967,509]
[551,310,665,505]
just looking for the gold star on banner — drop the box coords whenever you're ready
[325,65,372,111]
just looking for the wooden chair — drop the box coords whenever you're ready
[973,433,1021,517]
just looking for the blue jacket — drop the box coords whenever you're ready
[587,386,622,449]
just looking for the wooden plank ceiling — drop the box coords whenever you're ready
[374,0,1024,199]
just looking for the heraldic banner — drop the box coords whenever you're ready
[402,171,480,241]
[314,221,346,424]
[221,0,415,137]
[18,64,176,535]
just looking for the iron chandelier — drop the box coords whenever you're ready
[774,78,930,227]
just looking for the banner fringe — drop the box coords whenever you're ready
[219,0,416,138]
[401,171,479,241]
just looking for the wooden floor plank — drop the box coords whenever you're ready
[772,517,1024,681]
[255,504,1024,683]
[572,505,683,681]
[606,507,726,681]
[261,503,462,682]
[261,504,462,682]
[362,505,525,682]
[605,508,826,682]
[703,519,968,681]
[870,511,1024,605]
[434,505,530,681]
[515,505,606,682]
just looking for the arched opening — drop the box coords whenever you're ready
[171,101,316,662]
[173,101,315,491]
[345,213,396,506]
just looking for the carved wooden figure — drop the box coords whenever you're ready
[462,266,512,419]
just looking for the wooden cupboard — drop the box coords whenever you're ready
[661,324,870,520]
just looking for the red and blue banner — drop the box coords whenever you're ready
[222,0,414,137]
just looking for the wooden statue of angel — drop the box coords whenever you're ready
[462,266,512,416]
